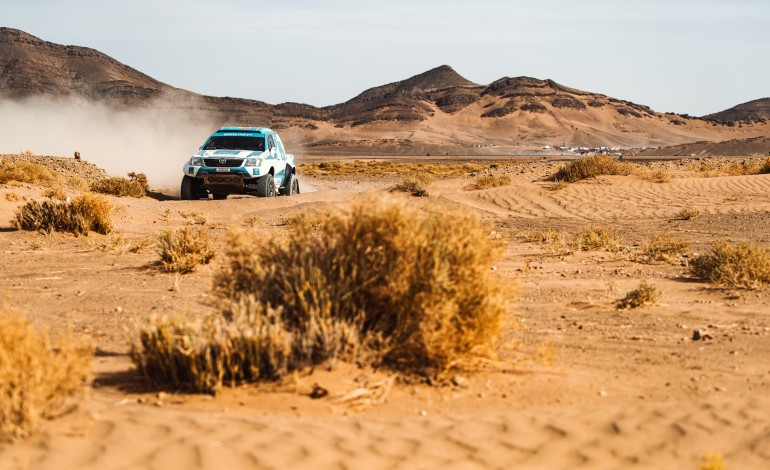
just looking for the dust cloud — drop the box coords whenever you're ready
[0,98,216,194]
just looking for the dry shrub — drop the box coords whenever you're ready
[675,207,701,220]
[698,453,726,470]
[13,193,113,236]
[130,303,352,394]
[178,210,207,225]
[390,174,432,197]
[215,199,508,373]
[551,155,633,182]
[133,199,510,392]
[617,281,659,309]
[643,170,673,183]
[524,229,572,254]
[301,160,487,178]
[0,311,92,441]
[638,232,691,263]
[43,187,67,201]
[5,192,22,202]
[467,175,511,190]
[691,241,770,289]
[156,227,214,273]
[546,182,569,191]
[127,172,150,192]
[575,226,623,251]
[90,175,146,198]
[0,160,58,187]
[759,157,770,175]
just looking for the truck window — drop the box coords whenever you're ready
[268,135,275,150]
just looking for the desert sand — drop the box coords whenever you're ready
[2,155,770,469]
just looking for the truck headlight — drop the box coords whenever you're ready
[190,157,203,166]
[244,158,262,167]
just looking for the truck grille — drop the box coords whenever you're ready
[203,158,244,168]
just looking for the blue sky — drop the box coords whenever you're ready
[2,0,768,115]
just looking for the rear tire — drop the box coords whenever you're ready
[181,175,205,200]
[281,171,298,196]
[256,174,277,197]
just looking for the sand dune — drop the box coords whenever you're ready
[2,157,770,469]
[3,394,769,469]
[437,174,770,221]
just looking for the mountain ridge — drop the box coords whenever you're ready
[2,27,768,154]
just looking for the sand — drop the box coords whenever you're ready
[2,157,770,469]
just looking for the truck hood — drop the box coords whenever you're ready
[195,150,267,159]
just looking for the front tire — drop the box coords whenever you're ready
[181,175,205,200]
[281,171,299,196]
[256,174,277,198]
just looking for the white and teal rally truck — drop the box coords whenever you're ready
[181,127,299,200]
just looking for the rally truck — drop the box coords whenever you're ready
[181,127,299,200]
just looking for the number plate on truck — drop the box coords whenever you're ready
[216,168,230,172]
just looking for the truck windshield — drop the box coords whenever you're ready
[203,136,265,151]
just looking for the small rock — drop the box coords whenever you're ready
[419,409,428,417]
[451,375,468,388]
[692,329,713,341]
[309,383,329,399]
[599,390,608,397]
[115,306,123,313]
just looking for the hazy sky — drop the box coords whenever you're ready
[2,0,768,115]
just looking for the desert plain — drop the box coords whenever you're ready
[0,152,769,470]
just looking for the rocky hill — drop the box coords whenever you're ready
[706,98,770,124]
[2,27,769,154]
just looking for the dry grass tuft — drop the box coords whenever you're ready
[13,193,113,236]
[0,160,58,187]
[132,199,511,393]
[617,281,659,309]
[674,207,701,220]
[690,241,770,289]
[551,155,633,182]
[0,311,92,441]
[575,226,624,251]
[467,175,511,191]
[638,232,691,263]
[127,172,150,192]
[43,187,67,201]
[5,192,23,202]
[300,160,488,178]
[759,157,770,175]
[178,210,208,225]
[698,452,726,470]
[523,229,573,255]
[90,174,146,198]
[390,174,432,197]
[156,227,214,273]
[643,170,674,183]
